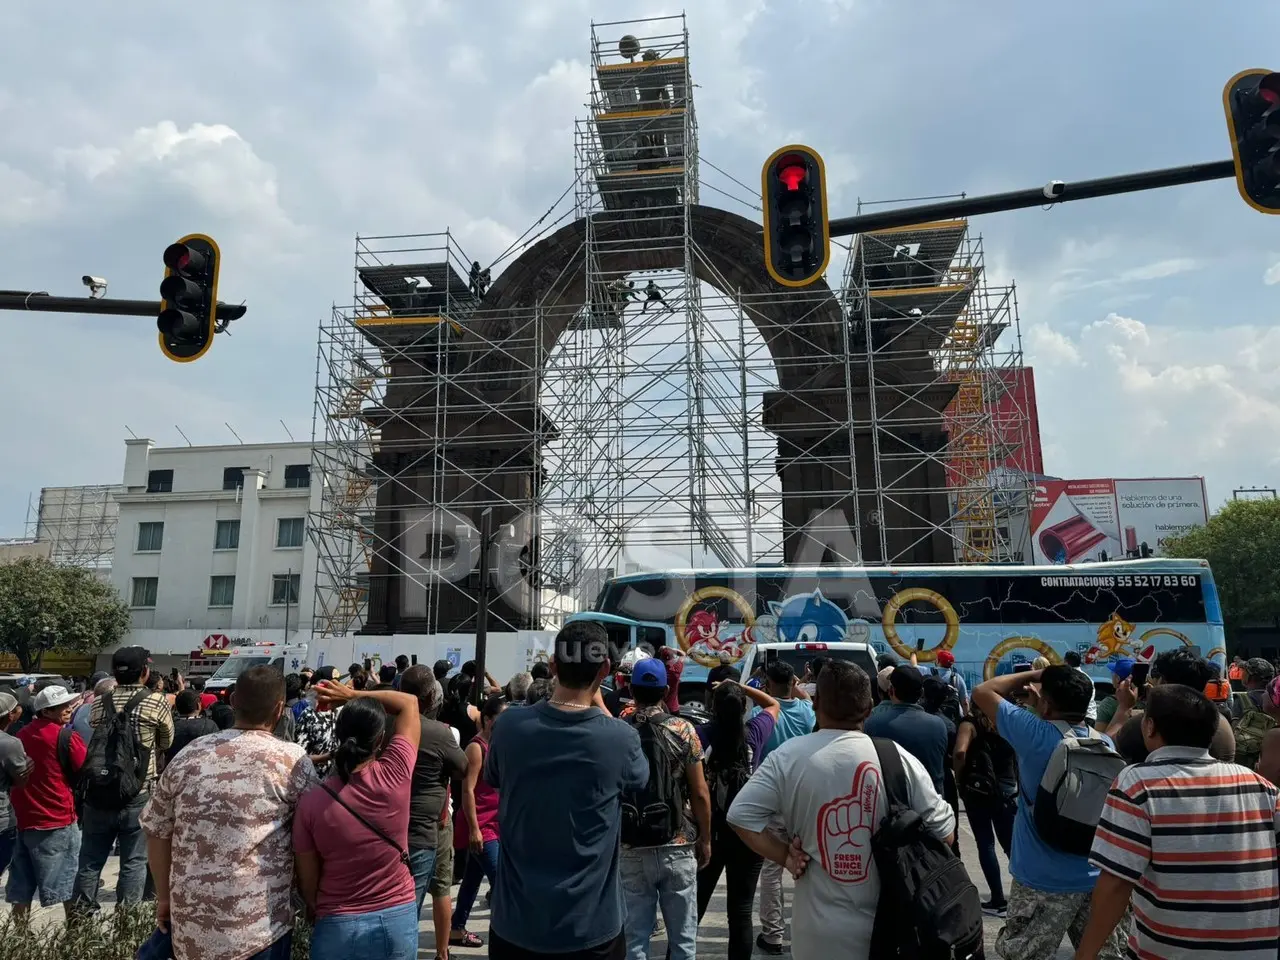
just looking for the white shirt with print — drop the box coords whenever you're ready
[728,729,954,960]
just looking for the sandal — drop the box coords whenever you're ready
[449,931,484,948]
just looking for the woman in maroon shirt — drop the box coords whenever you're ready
[294,684,421,960]
[448,694,505,949]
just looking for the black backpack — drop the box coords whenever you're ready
[933,671,965,728]
[79,689,153,811]
[870,738,985,960]
[706,737,753,827]
[620,713,687,847]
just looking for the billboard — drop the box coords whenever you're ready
[943,366,1045,484]
[1030,477,1209,564]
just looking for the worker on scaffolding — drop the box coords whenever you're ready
[604,277,635,323]
[639,279,668,315]
[469,260,491,299]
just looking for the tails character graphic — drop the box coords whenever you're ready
[1084,613,1137,664]
[769,590,849,645]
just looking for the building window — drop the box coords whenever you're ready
[208,575,236,607]
[222,467,248,491]
[136,521,164,552]
[277,517,305,548]
[214,519,240,550]
[146,469,173,493]
[130,577,158,608]
[284,464,311,489]
[271,573,301,606]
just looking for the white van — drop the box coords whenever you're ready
[736,640,878,688]
[203,641,309,702]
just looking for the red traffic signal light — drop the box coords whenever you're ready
[761,145,830,287]
[158,234,221,362]
[1224,69,1280,214]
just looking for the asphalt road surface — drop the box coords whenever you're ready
[2,812,1079,958]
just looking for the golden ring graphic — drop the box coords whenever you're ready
[675,587,757,668]
[882,588,960,662]
[1206,646,1226,663]
[983,636,1064,681]
[1137,627,1191,647]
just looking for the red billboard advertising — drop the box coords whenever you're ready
[944,366,1044,483]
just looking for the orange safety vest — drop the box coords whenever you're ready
[1229,663,1244,682]
[1205,679,1230,703]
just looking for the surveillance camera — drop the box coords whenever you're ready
[81,275,108,299]
[1042,180,1066,200]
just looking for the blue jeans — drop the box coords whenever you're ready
[408,846,436,918]
[0,827,15,879]
[247,931,293,959]
[965,792,1016,905]
[619,845,698,960]
[5,825,81,906]
[73,794,150,907]
[311,900,419,960]
[452,839,499,932]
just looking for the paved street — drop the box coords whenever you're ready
[1,811,1077,958]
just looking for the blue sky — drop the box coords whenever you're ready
[1,0,1277,533]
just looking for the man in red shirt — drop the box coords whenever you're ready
[6,685,86,921]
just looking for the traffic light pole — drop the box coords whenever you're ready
[0,291,246,322]
[826,159,1236,236]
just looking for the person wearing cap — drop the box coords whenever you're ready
[1093,658,1138,731]
[920,649,970,714]
[0,690,33,879]
[619,657,711,960]
[6,684,86,921]
[73,646,174,910]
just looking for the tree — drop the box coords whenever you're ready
[1163,497,1280,645]
[0,556,131,672]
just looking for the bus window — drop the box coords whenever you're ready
[636,625,667,652]
[603,621,632,658]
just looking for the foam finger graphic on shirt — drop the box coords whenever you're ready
[818,760,880,883]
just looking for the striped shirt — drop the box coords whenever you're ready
[89,684,174,784]
[1090,745,1280,960]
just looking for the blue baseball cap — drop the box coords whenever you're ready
[1110,658,1136,681]
[631,658,668,689]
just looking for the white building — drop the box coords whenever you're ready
[109,438,320,672]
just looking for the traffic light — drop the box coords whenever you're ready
[761,144,830,287]
[158,234,220,362]
[1223,69,1280,214]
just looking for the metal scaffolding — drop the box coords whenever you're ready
[25,485,121,569]
[307,15,1036,642]
[841,220,1034,563]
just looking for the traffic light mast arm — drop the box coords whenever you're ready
[826,159,1235,236]
[0,292,246,321]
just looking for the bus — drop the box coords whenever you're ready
[567,558,1225,693]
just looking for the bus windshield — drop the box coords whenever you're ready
[210,656,271,680]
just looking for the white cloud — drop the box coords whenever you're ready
[1265,260,1280,285]
[1026,323,1082,366]
[0,162,63,225]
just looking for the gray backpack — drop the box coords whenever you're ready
[1032,721,1127,857]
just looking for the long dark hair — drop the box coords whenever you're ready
[332,697,390,783]
[478,694,505,738]
[709,683,748,764]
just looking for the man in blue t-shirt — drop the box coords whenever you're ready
[484,621,648,960]
[752,660,815,955]
[971,666,1128,960]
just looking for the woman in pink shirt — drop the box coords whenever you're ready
[294,683,421,960]
[448,694,505,950]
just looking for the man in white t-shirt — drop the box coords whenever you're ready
[728,659,955,960]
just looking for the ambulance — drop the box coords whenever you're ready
[202,640,309,701]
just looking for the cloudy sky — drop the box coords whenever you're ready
[0,0,1277,535]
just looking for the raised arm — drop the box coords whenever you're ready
[972,668,1043,728]
[316,682,421,749]
[736,679,780,720]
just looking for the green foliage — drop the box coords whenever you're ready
[1163,497,1280,642]
[0,907,313,960]
[0,556,131,672]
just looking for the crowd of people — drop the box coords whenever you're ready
[0,632,1277,960]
